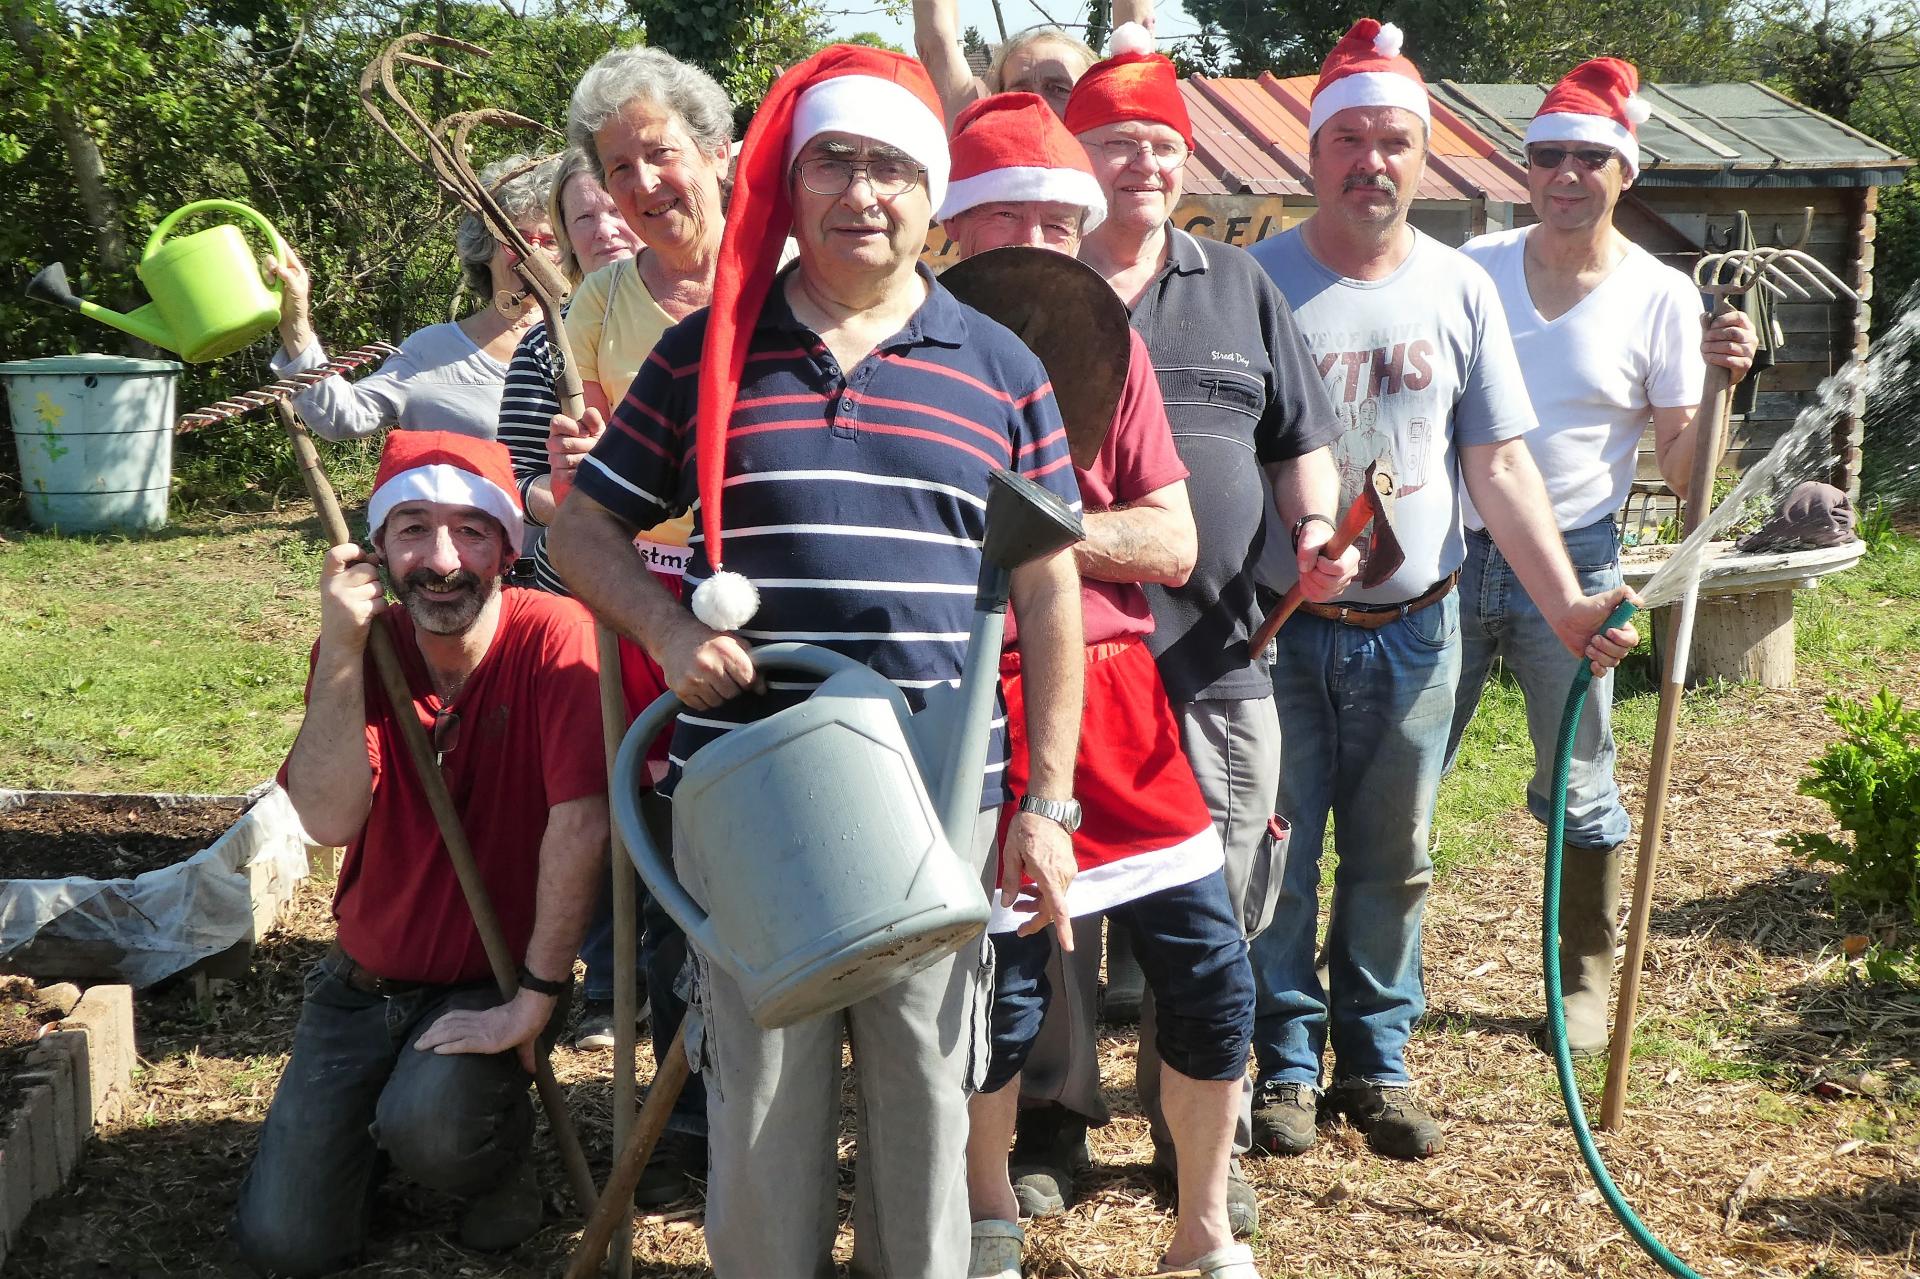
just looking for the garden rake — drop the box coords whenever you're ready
[1598,227,1856,1130]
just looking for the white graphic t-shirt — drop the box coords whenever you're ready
[1250,226,1536,605]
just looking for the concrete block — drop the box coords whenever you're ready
[27,1031,92,1141]
[20,1085,58,1201]
[15,1054,79,1182]
[63,985,133,1124]
[37,983,83,1016]
[1,1117,31,1246]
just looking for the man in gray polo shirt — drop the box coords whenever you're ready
[1245,18,1638,1163]
[997,31,1352,1239]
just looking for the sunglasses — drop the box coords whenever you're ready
[1527,145,1617,172]
[432,706,461,765]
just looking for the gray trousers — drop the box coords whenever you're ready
[1018,695,1282,1153]
[691,816,996,1279]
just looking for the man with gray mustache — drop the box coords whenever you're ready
[1243,19,1639,1163]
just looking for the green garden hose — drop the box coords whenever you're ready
[1544,598,1701,1279]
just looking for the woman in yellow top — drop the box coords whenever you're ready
[536,45,735,555]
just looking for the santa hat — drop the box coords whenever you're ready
[1308,18,1430,138]
[1063,23,1194,150]
[938,92,1107,231]
[367,430,524,556]
[690,44,950,631]
[1526,57,1650,179]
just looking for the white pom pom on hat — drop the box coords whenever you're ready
[1625,93,1651,125]
[1372,22,1404,57]
[1108,21,1154,55]
[690,570,761,632]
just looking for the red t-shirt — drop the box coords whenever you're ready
[280,588,608,985]
[1006,329,1189,647]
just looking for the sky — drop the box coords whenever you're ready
[827,0,1207,55]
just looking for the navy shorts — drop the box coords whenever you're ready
[983,868,1254,1093]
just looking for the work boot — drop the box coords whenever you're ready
[1101,924,1145,1025]
[457,1160,543,1251]
[1551,843,1625,1058]
[1327,1080,1443,1160]
[1009,1107,1089,1217]
[1250,1080,1320,1156]
[573,997,651,1052]
[634,1129,706,1207]
[1151,1143,1260,1238]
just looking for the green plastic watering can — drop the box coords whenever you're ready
[26,200,289,363]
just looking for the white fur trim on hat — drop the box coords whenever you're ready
[936,165,1107,231]
[368,464,525,556]
[690,570,760,631]
[1308,71,1432,137]
[1109,21,1153,55]
[786,74,951,210]
[1525,111,1641,178]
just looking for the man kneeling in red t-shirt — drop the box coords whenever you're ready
[234,432,609,1276]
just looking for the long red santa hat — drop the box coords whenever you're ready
[1526,57,1651,180]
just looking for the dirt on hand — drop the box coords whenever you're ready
[1,796,245,881]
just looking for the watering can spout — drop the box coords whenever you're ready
[26,261,180,352]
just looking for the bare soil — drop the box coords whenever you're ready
[7,684,1919,1277]
[0,796,246,881]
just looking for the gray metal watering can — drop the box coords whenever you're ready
[611,470,1088,1029]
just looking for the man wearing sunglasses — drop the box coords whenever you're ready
[237,431,610,1273]
[1448,58,1756,1059]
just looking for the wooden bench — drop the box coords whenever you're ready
[1619,540,1864,689]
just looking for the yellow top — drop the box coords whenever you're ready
[565,255,690,549]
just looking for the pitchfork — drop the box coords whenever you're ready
[1598,224,1856,1133]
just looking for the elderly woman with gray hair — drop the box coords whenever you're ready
[265,154,561,440]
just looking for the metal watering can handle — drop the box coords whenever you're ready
[145,200,292,290]
[609,642,875,964]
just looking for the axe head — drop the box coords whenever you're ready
[1356,461,1405,589]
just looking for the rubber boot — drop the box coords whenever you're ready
[1555,843,1624,1058]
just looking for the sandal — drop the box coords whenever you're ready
[1154,1243,1261,1279]
[969,1219,1025,1279]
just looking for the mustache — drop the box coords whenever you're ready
[1343,173,1399,196]
[400,568,482,594]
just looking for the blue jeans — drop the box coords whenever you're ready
[232,953,536,1277]
[1445,519,1631,851]
[986,869,1253,1094]
[1252,590,1461,1088]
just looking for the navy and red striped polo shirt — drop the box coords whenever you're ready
[574,263,1082,808]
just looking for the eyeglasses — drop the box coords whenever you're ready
[432,706,461,765]
[1097,138,1189,170]
[1526,145,1617,172]
[792,156,925,198]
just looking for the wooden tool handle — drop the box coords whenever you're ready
[565,1021,693,1279]
[1250,496,1376,654]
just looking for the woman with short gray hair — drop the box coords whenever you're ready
[266,153,562,441]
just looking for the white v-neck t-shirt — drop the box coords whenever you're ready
[1460,226,1705,531]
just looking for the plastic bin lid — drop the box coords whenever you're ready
[0,352,184,376]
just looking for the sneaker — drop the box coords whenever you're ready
[573,998,650,1052]
[968,1219,1025,1279]
[1326,1079,1443,1160]
[457,1160,543,1251]
[1151,1143,1259,1239]
[634,1129,706,1207]
[1008,1108,1089,1218]
[1250,1080,1320,1156]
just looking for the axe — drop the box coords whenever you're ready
[1250,460,1404,654]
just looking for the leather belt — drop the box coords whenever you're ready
[325,942,428,998]
[1299,571,1459,630]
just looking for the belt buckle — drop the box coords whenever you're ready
[1334,605,1353,625]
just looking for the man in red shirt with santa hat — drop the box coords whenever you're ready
[935,92,1272,1279]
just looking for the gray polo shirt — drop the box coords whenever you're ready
[1118,228,1341,703]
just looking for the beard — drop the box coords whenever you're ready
[394,567,498,635]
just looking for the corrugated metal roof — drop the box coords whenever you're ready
[1175,74,1532,205]
[1431,81,1912,187]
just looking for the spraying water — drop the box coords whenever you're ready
[1637,294,1920,611]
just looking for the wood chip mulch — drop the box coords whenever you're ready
[8,677,1919,1278]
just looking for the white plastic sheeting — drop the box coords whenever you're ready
[0,784,310,989]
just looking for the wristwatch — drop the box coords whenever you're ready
[517,964,569,997]
[1019,794,1083,833]
[1291,511,1335,553]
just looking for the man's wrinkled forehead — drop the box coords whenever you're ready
[1317,104,1427,140]
[382,500,500,531]
[797,132,915,163]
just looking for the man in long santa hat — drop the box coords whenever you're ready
[551,45,1086,1277]
[1447,57,1756,1057]
[1244,19,1641,1164]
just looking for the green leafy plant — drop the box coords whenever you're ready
[1856,498,1898,554]
[1783,689,1920,926]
